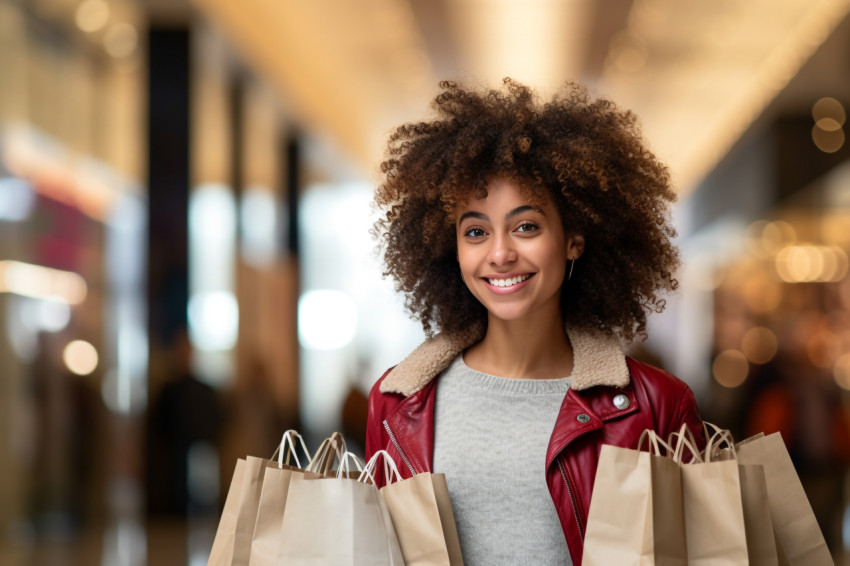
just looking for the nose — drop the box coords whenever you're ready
[487,233,517,266]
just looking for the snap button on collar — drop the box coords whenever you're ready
[613,394,630,410]
[577,414,591,423]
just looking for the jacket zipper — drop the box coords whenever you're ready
[382,419,416,476]
[558,458,584,541]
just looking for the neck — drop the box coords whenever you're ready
[464,309,574,380]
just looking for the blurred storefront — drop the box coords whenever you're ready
[0,0,147,563]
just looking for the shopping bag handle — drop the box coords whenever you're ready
[270,429,311,469]
[359,450,402,486]
[703,424,737,463]
[307,432,348,475]
[669,424,704,464]
[336,451,365,478]
[637,428,674,457]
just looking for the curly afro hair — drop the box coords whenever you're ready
[373,78,679,342]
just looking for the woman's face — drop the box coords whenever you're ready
[455,177,584,324]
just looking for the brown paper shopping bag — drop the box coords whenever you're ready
[208,458,247,566]
[739,463,780,566]
[674,425,778,566]
[736,432,834,566]
[583,431,687,566]
[207,456,274,565]
[680,456,749,566]
[278,448,404,565]
[365,450,463,565]
[208,429,313,566]
[248,430,314,566]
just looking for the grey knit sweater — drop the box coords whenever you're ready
[432,355,573,566]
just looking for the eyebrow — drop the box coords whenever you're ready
[458,205,541,224]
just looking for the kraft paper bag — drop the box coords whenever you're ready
[248,465,296,566]
[278,472,405,565]
[208,458,247,566]
[736,432,834,566]
[229,456,278,565]
[209,429,313,566]
[583,432,687,566]
[248,430,316,566]
[430,474,464,565]
[739,464,780,566]
[686,424,778,566]
[374,449,463,565]
[680,458,749,566]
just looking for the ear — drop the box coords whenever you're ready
[566,234,585,261]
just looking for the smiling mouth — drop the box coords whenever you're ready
[486,274,533,287]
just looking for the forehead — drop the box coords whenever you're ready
[453,178,552,218]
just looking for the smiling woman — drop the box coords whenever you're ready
[366,78,703,566]
[373,79,678,342]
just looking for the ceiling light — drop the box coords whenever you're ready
[812,96,846,126]
[104,23,138,58]
[75,0,110,34]
[812,125,845,153]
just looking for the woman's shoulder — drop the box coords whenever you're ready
[626,356,694,396]
[625,356,701,420]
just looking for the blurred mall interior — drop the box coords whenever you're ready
[3,0,850,563]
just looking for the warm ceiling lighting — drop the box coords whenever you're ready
[812,96,846,125]
[75,0,110,34]
[812,124,845,153]
[104,23,138,58]
[812,96,846,153]
[745,219,797,258]
[0,260,88,304]
[775,244,848,282]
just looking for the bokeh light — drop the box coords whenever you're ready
[834,352,850,390]
[104,23,138,59]
[740,327,778,365]
[75,0,110,33]
[63,340,99,376]
[298,290,357,350]
[812,96,846,126]
[775,244,848,282]
[712,349,749,388]
[812,125,845,153]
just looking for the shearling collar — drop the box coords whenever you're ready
[379,325,630,396]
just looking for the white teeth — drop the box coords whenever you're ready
[488,274,531,287]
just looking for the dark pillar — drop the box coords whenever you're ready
[147,27,190,343]
[284,133,300,257]
[146,26,191,515]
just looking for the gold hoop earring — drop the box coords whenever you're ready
[568,259,575,282]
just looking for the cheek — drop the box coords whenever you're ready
[541,242,569,274]
[457,252,476,281]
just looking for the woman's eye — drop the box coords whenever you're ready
[464,227,486,238]
[516,222,539,233]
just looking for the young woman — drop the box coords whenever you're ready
[365,79,703,565]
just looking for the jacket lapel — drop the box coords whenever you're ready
[380,325,630,396]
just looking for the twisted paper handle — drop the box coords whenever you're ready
[306,432,348,475]
[270,429,311,469]
[358,450,402,486]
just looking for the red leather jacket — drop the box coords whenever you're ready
[365,329,703,566]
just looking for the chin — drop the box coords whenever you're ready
[485,307,532,323]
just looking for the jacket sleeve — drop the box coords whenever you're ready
[672,381,706,459]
